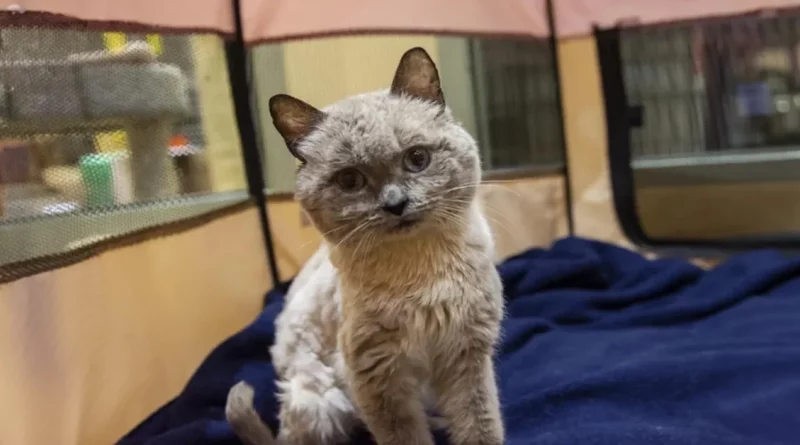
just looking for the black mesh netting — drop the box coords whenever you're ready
[0,26,247,266]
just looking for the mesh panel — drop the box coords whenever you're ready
[0,25,246,266]
[621,11,800,160]
[473,37,564,170]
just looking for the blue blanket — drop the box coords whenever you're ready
[119,238,800,445]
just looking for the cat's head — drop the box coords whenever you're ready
[270,47,481,245]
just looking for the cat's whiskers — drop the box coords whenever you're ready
[334,218,375,249]
[435,182,481,196]
[433,207,498,264]
[432,208,469,232]
[479,183,521,197]
[439,196,515,226]
[297,222,358,250]
[436,200,521,245]
[450,199,516,234]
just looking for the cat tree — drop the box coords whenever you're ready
[0,43,189,201]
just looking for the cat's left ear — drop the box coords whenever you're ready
[390,47,445,106]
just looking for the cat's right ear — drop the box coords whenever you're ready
[391,47,445,106]
[269,94,325,162]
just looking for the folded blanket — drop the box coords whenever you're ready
[120,237,800,445]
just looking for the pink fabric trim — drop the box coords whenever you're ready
[2,0,234,33]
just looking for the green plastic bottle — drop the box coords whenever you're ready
[79,153,115,209]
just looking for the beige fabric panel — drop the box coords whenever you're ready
[267,199,324,280]
[479,175,569,261]
[0,0,234,33]
[241,0,549,43]
[558,37,634,249]
[0,207,268,445]
[638,180,800,239]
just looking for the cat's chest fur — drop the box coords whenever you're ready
[334,208,503,373]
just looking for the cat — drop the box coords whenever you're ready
[226,47,505,445]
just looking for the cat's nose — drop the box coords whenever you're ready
[382,198,409,216]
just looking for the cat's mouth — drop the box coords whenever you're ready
[390,218,421,232]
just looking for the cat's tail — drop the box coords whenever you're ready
[226,381,279,445]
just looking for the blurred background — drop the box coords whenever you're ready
[5,7,800,444]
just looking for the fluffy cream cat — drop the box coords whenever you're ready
[227,47,504,445]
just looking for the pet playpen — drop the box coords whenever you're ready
[1,1,800,444]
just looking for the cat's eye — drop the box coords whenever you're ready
[403,146,431,172]
[334,168,366,191]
